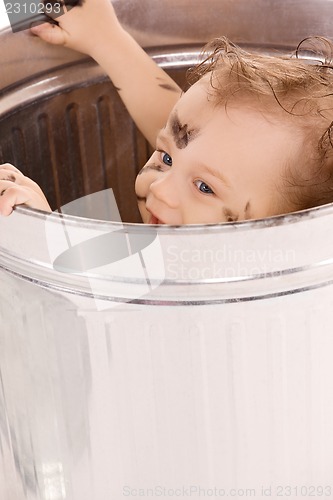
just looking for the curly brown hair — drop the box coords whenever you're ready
[188,36,333,212]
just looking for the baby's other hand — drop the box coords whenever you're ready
[0,163,51,216]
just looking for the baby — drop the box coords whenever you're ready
[1,0,333,224]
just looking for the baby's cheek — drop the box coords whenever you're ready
[135,169,163,223]
[134,173,149,223]
[134,173,146,197]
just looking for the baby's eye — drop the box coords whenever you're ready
[194,180,214,194]
[160,152,173,167]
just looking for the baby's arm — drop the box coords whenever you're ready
[0,164,51,216]
[31,0,182,147]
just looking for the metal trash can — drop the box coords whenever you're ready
[1,1,333,498]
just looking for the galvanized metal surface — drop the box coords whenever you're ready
[1,2,333,499]
[1,0,333,92]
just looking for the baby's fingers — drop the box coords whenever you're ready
[0,163,25,175]
[0,184,51,216]
[30,22,67,45]
[0,183,30,216]
[0,164,49,202]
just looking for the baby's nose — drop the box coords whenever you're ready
[149,172,180,209]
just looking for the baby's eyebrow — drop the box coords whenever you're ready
[201,163,231,187]
[168,111,199,149]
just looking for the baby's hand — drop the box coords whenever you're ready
[30,0,120,58]
[0,164,51,216]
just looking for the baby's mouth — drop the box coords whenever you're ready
[147,209,165,225]
[149,214,165,225]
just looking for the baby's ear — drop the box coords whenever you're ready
[30,22,66,46]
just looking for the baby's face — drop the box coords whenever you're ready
[135,79,300,225]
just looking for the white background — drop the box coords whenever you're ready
[0,0,10,29]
